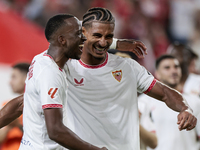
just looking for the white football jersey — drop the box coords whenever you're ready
[66,53,155,150]
[19,51,68,150]
[183,73,200,97]
[138,99,156,150]
[138,94,200,150]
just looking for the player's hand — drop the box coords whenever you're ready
[177,109,197,131]
[117,39,147,58]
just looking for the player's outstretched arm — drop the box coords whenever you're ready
[0,95,24,128]
[44,108,107,150]
[147,80,197,131]
[110,38,147,58]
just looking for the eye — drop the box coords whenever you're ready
[93,33,102,38]
[106,34,114,39]
[164,66,170,70]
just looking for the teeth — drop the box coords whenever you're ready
[79,44,84,47]
[96,47,105,51]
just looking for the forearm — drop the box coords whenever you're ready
[139,125,157,149]
[49,124,101,150]
[0,95,24,128]
[147,81,190,112]
[45,108,104,150]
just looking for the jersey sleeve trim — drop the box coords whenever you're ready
[143,79,157,94]
[42,104,63,109]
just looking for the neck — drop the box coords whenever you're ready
[47,46,69,69]
[80,48,107,66]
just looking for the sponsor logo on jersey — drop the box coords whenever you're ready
[112,70,122,82]
[74,78,84,86]
[48,88,58,99]
[28,60,35,80]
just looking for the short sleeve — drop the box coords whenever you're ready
[37,67,65,109]
[129,59,156,93]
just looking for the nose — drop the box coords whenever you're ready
[99,38,107,48]
[81,33,87,43]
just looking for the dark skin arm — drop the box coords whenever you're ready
[147,81,197,131]
[0,95,23,128]
[44,108,107,150]
[0,97,107,149]
[116,39,147,58]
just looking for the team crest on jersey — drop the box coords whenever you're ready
[74,78,84,86]
[112,70,122,82]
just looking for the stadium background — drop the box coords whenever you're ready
[0,0,200,103]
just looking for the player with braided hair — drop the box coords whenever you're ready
[82,7,115,26]
[0,7,197,150]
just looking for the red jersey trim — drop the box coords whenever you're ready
[42,104,63,109]
[43,53,63,72]
[43,53,53,60]
[78,53,108,69]
[144,79,157,94]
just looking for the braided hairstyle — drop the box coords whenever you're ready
[82,7,115,28]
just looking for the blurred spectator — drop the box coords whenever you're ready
[167,43,200,96]
[169,0,200,43]
[190,9,200,73]
[138,55,200,150]
[0,63,30,150]
[10,63,30,94]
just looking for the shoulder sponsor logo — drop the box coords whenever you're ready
[74,78,84,86]
[28,60,35,80]
[48,88,58,99]
[112,70,122,82]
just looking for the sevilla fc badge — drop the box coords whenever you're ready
[112,70,122,82]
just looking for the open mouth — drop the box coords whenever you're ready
[79,44,84,52]
[93,45,107,54]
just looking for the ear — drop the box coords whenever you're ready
[58,35,66,45]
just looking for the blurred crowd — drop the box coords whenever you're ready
[1,0,200,74]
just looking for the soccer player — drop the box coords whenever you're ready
[14,14,107,150]
[0,8,197,150]
[138,55,200,150]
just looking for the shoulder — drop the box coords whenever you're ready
[108,53,139,67]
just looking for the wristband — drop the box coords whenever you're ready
[110,38,118,49]
[184,108,193,114]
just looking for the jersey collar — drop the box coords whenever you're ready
[78,53,108,69]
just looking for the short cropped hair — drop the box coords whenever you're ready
[155,55,176,69]
[82,7,115,28]
[45,14,74,41]
[13,63,30,74]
